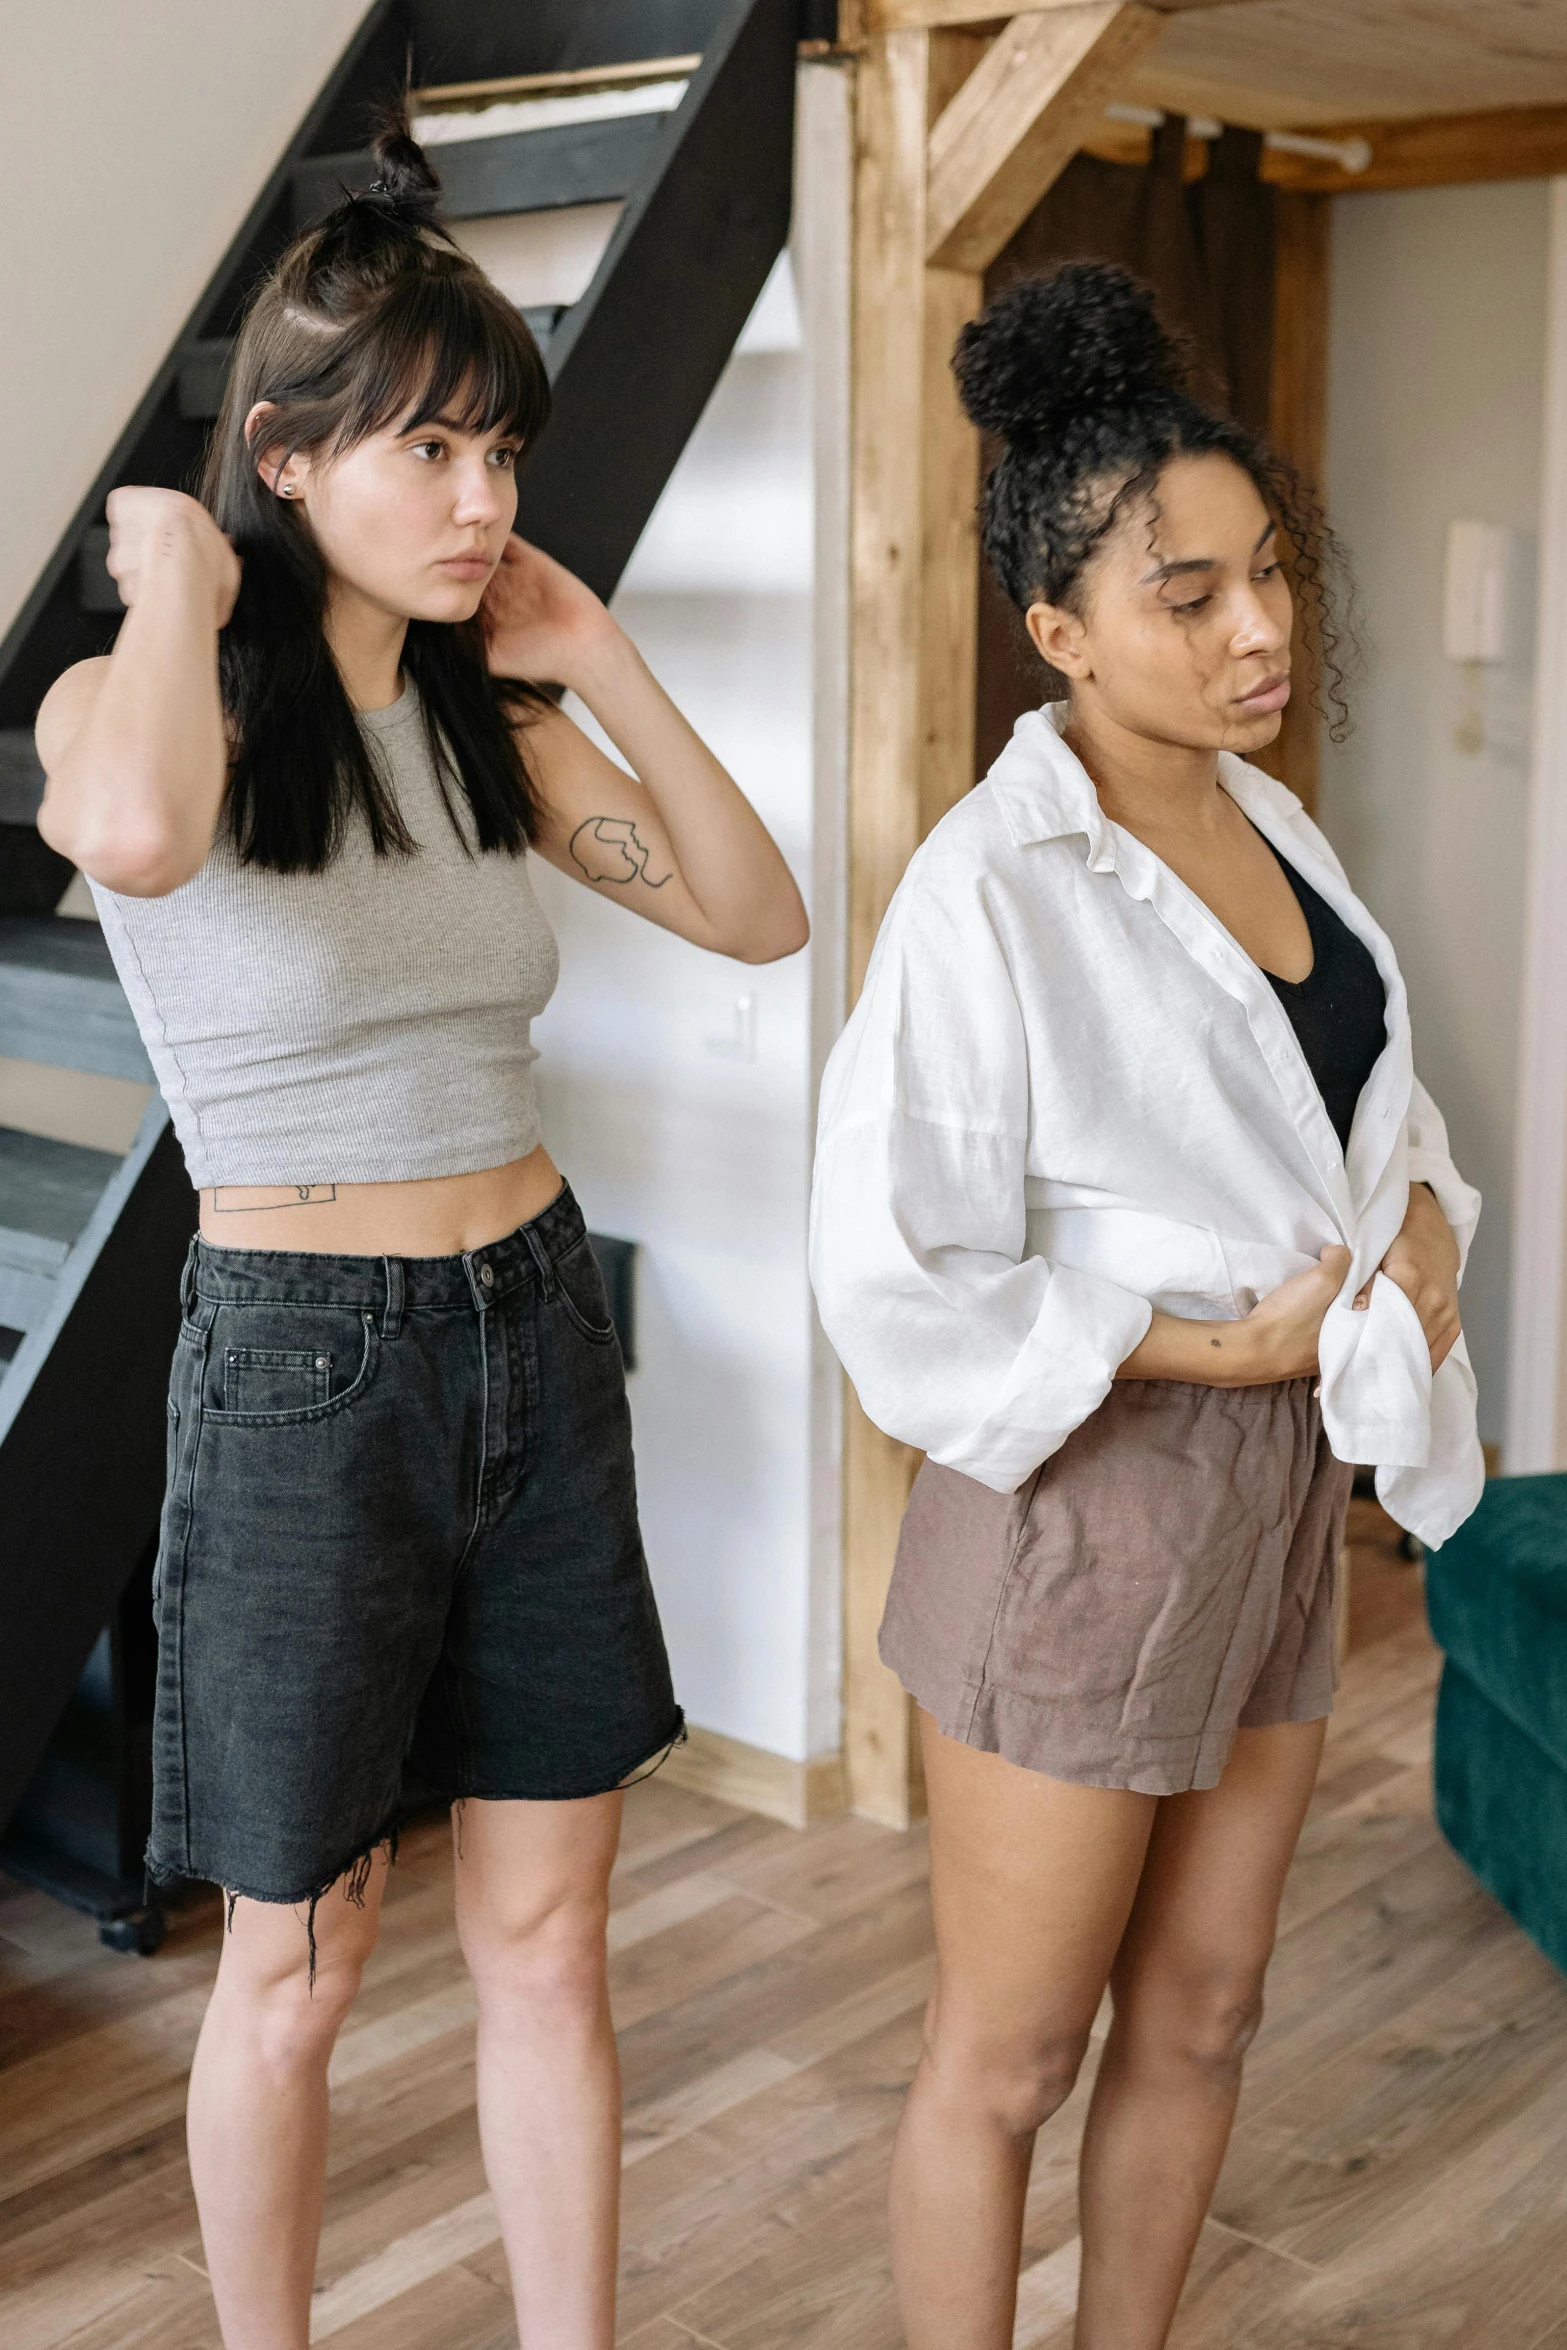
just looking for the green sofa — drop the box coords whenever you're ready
[1426,1473,1567,1976]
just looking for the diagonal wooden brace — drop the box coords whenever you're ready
[925,2,1167,271]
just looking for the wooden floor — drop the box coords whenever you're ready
[4,1504,1567,2350]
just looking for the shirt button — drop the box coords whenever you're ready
[480,1265,495,1289]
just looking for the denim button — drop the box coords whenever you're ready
[480,1265,495,1289]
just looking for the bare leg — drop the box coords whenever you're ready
[187,1854,390,2349]
[1074,1719,1327,2349]
[890,1710,1157,2350]
[452,1791,625,2350]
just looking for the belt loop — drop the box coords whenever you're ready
[180,1236,200,1320]
[380,1256,405,1341]
[522,1224,556,1299]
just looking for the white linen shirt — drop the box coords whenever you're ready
[809,705,1484,1549]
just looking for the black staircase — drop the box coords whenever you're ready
[0,0,805,1943]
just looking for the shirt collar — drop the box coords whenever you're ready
[986,701,1306,866]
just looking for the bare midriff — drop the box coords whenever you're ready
[196,1143,565,1257]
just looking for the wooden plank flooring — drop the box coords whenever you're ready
[3,1503,1566,2348]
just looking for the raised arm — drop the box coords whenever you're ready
[484,537,808,964]
[34,489,240,897]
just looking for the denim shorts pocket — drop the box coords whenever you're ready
[554,1238,617,1345]
[223,1347,332,1415]
[202,1310,381,1425]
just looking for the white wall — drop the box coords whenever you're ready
[1510,183,1567,1474]
[530,67,851,1764]
[0,0,373,646]
[1320,179,1550,1450]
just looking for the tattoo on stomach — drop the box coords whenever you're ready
[209,1185,339,1213]
[569,816,671,889]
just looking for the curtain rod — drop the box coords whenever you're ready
[1102,103,1372,176]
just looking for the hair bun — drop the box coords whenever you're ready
[360,112,443,230]
[953,262,1185,446]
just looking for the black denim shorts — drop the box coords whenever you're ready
[150,1183,682,1905]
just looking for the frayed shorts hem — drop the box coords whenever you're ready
[144,1806,405,1911]
[143,1715,687,1906]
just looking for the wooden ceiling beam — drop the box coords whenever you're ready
[1079,103,1567,192]
[1263,104,1567,194]
[925,2,1165,270]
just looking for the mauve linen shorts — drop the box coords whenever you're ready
[881,1377,1352,1796]
[150,1183,682,1906]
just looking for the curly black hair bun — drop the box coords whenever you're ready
[953,262,1186,447]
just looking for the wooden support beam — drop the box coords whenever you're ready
[926,3,1164,269]
[856,0,1247,29]
[850,27,985,998]
[845,26,988,1827]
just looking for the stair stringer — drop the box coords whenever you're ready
[518,0,799,598]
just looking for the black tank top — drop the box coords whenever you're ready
[1259,841,1387,1156]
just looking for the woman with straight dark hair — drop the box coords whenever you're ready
[35,122,806,2350]
[811,263,1481,2349]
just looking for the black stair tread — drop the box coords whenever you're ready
[292,112,664,231]
[0,916,152,1083]
[0,731,45,828]
[0,1224,69,1276]
[0,914,119,983]
[0,1128,122,1252]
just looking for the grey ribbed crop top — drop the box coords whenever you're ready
[89,681,560,1189]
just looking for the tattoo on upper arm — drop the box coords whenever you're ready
[209,1185,338,1212]
[569,817,671,890]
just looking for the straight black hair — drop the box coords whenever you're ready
[202,119,553,872]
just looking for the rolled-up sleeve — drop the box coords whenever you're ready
[809,868,1153,1495]
[1406,1073,1481,1279]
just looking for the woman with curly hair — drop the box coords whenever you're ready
[811,261,1481,2350]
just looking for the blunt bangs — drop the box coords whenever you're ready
[284,267,552,460]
